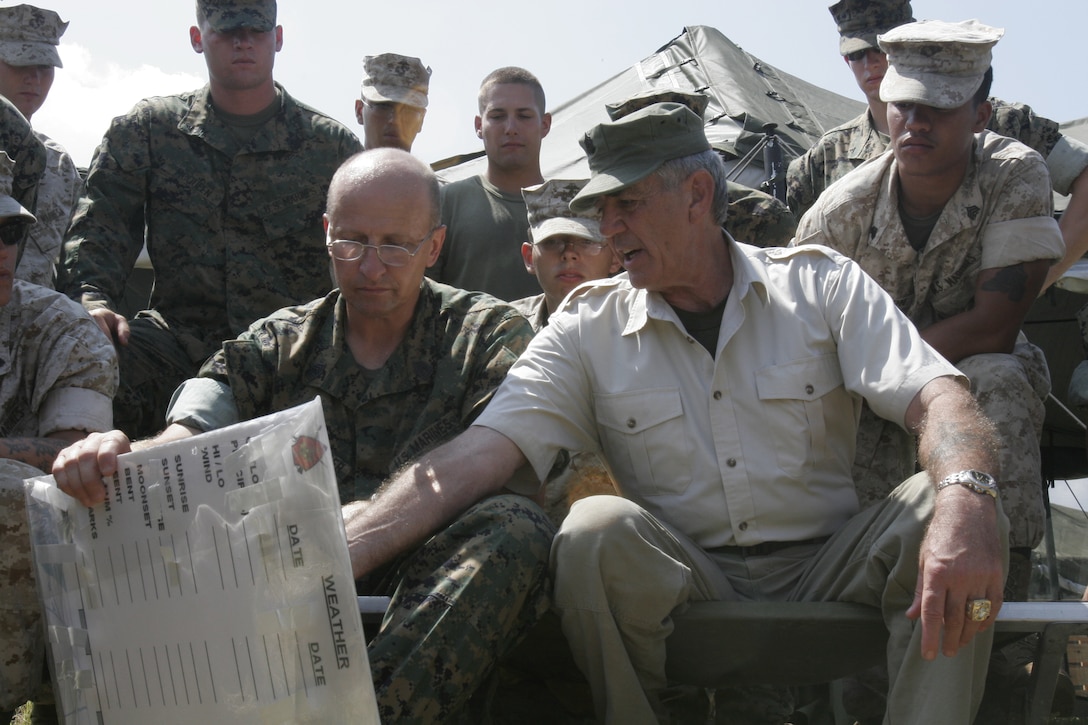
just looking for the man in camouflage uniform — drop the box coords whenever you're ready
[52,149,555,725]
[0,4,82,289]
[0,94,44,229]
[795,13,1062,620]
[606,89,798,248]
[0,152,117,722]
[355,52,430,153]
[59,0,362,439]
[512,178,620,332]
[788,0,1088,290]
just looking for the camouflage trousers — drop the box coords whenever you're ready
[853,339,1049,554]
[0,459,48,712]
[367,494,555,724]
[112,316,203,440]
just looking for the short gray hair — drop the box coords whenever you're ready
[655,150,729,226]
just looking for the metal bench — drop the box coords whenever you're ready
[358,596,1088,724]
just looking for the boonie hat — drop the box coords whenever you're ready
[829,0,914,56]
[198,0,276,33]
[570,103,710,213]
[360,53,431,109]
[879,19,1002,109]
[0,152,36,224]
[523,180,603,244]
[0,4,68,68]
[606,89,710,121]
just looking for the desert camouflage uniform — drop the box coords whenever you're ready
[15,132,81,288]
[725,180,796,247]
[794,131,1063,557]
[0,96,44,223]
[0,281,117,714]
[181,281,553,724]
[787,99,1075,219]
[60,83,362,437]
[510,293,548,333]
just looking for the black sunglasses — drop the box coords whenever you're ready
[845,47,882,62]
[0,220,28,247]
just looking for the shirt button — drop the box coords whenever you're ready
[626,418,636,429]
[739,521,748,531]
[713,390,722,400]
[726,458,737,467]
[687,337,695,344]
[805,384,814,395]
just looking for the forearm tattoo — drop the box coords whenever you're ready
[980,263,1028,303]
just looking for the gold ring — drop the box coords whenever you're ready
[966,598,991,622]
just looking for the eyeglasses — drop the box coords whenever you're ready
[844,47,882,62]
[533,238,606,256]
[0,220,28,247]
[326,227,438,267]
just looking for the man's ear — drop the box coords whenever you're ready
[521,241,536,274]
[190,26,203,53]
[425,225,447,266]
[541,111,552,138]
[687,169,714,222]
[973,99,992,133]
[273,25,283,52]
[474,115,483,139]
[354,99,365,125]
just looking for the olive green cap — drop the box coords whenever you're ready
[570,103,710,213]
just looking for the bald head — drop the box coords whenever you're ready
[327,148,440,228]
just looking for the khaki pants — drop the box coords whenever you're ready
[551,473,1010,725]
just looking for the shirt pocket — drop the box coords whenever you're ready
[594,388,693,497]
[754,354,843,480]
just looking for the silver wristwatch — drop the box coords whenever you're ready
[936,470,999,499]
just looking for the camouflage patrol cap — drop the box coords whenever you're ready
[829,0,914,56]
[523,179,603,244]
[360,53,431,109]
[605,89,710,121]
[570,103,710,213]
[0,152,36,223]
[879,19,1002,109]
[198,0,277,33]
[0,4,68,68]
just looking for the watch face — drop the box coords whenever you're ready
[968,471,997,490]
[939,470,998,498]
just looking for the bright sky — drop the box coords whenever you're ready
[23,0,1088,169]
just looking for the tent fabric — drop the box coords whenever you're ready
[436,25,864,190]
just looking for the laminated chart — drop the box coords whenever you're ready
[24,397,377,724]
